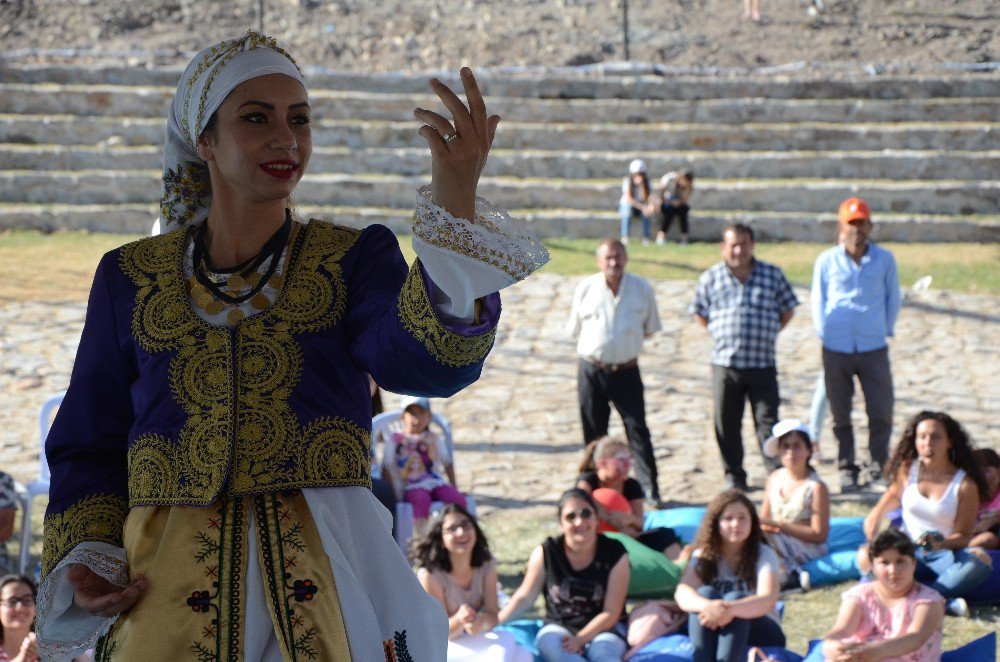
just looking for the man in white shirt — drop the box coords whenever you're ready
[566,238,663,503]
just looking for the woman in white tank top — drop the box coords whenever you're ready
[858,411,993,612]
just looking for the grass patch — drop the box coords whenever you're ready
[1,230,997,303]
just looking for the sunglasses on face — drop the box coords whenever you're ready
[443,521,471,535]
[1,595,35,609]
[562,508,594,523]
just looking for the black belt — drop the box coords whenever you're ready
[581,356,638,372]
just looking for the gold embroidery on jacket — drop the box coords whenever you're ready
[122,221,368,506]
[41,494,129,576]
[397,259,495,367]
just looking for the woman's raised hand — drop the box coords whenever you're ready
[414,67,500,222]
[68,563,148,618]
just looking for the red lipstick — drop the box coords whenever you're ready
[260,160,298,180]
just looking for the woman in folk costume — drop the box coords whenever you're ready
[36,31,547,661]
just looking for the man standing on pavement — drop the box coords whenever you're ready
[566,238,663,504]
[690,224,799,491]
[812,197,900,492]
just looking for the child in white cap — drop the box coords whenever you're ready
[759,418,831,592]
[382,396,467,536]
[619,159,654,244]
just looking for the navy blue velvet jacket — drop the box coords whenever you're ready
[41,220,499,574]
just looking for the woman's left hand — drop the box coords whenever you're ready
[415,68,500,221]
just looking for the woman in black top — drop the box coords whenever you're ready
[500,489,630,661]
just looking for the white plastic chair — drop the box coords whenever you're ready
[371,409,475,552]
[17,390,64,575]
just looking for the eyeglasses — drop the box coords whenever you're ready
[1,595,35,609]
[562,508,594,523]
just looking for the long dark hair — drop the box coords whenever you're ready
[409,504,492,573]
[885,411,989,502]
[693,490,763,587]
[0,574,37,642]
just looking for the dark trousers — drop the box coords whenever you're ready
[660,203,690,235]
[712,364,780,485]
[578,359,660,501]
[822,347,894,473]
[689,586,786,662]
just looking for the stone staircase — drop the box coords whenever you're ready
[1,64,998,241]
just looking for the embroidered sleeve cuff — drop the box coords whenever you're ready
[41,493,129,577]
[411,185,549,319]
[36,542,129,660]
[398,260,497,368]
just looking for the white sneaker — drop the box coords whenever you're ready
[799,570,811,593]
[946,597,970,618]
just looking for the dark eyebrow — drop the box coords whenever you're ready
[237,100,311,110]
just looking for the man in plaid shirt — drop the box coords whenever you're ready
[690,224,799,491]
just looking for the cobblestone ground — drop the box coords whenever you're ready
[2,275,998,523]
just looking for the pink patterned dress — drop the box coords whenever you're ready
[839,581,944,661]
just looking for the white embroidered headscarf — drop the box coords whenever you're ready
[160,30,303,231]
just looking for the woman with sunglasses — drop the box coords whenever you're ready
[578,437,682,557]
[500,488,630,662]
[0,575,39,662]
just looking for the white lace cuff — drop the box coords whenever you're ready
[36,542,129,661]
[412,185,549,320]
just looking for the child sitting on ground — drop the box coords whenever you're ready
[820,527,945,662]
[577,436,683,558]
[381,396,466,535]
[758,419,830,593]
[413,504,533,662]
[970,448,1000,550]
[674,490,785,662]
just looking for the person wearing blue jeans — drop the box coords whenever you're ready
[914,547,993,599]
[536,623,627,662]
[619,159,652,243]
[688,587,785,662]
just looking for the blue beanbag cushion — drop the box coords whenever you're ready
[493,619,541,657]
[800,517,865,587]
[630,634,802,662]
[804,633,996,662]
[643,507,706,545]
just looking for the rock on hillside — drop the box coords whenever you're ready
[1,0,997,72]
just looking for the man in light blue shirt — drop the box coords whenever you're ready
[811,197,900,492]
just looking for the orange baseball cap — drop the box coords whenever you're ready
[838,197,871,224]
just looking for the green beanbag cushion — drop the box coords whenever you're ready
[605,532,683,599]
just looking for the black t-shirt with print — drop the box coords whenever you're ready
[541,534,627,633]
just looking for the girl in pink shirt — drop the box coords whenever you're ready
[970,448,1000,550]
[821,528,944,661]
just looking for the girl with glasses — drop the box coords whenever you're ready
[500,489,630,661]
[0,574,39,662]
[411,504,532,661]
[578,437,684,557]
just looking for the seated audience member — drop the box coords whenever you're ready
[413,504,533,662]
[822,527,944,662]
[970,448,1000,550]
[577,437,682,557]
[381,396,466,536]
[758,419,830,592]
[499,488,630,662]
[0,574,39,662]
[674,490,785,662]
[860,411,992,616]
[0,473,16,576]
[619,159,654,244]
[655,169,694,246]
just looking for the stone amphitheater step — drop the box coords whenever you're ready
[3,144,998,181]
[3,83,1000,125]
[1,170,996,216]
[3,203,997,243]
[3,65,999,100]
[2,115,996,153]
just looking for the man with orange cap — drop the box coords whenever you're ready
[811,197,900,492]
